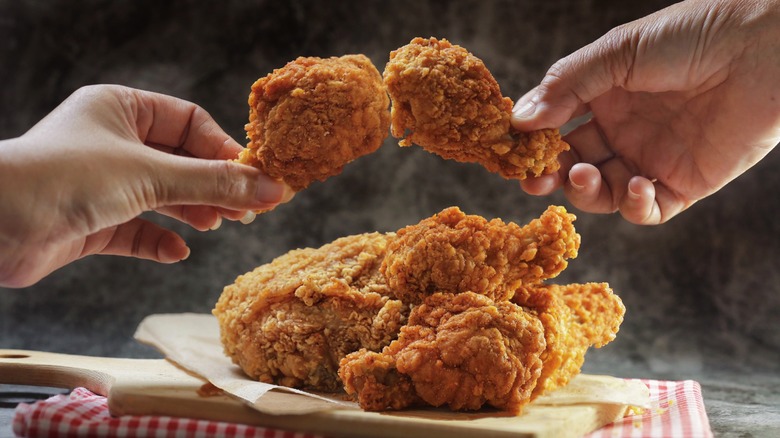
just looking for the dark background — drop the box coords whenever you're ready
[1,1,779,435]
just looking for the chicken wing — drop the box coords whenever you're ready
[512,282,625,398]
[384,37,569,179]
[238,54,391,191]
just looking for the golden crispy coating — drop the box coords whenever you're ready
[340,292,546,413]
[213,232,408,391]
[336,349,419,411]
[215,206,624,413]
[381,206,580,304]
[384,37,569,179]
[512,282,625,398]
[238,54,390,191]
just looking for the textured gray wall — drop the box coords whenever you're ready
[2,1,779,433]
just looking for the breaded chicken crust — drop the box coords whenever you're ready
[238,54,391,191]
[340,283,624,413]
[215,207,623,413]
[384,37,569,179]
[213,232,407,391]
[381,205,580,304]
[340,292,546,413]
[512,282,625,399]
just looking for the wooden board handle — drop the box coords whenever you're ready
[0,349,117,395]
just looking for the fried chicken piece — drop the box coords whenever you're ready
[381,205,580,304]
[213,232,408,392]
[384,37,569,179]
[339,292,546,413]
[238,54,391,191]
[512,282,625,399]
[340,283,624,413]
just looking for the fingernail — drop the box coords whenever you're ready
[570,179,585,191]
[627,185,641,201]
[181,245,191,261]
[512,100,536,119]
[240,211,256,225]
[209,216,222,231]
[280,184,296,203]
[255,178,286,203]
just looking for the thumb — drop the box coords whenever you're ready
[150,154,294,212]
[511,26,635,131]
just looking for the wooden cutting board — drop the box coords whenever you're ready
[0,349,639,438]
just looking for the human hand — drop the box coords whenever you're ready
[0,84,293,288]
[512,0,780,224]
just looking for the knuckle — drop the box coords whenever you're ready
[540,60,569,95]
[212,160,253,202]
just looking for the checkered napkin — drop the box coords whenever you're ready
[585,380,712,438]
[13,380,711,438]
[12,387,320,438]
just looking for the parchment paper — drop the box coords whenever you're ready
[134,313,357,414]
[134,313,650,416]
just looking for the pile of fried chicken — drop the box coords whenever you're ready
[214,37,623,415]
[214,206,624,414]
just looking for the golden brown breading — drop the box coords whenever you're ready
[340,283,624,413]
[384,37,569,179]
[215,206,624,413]
[512,282,625,399]
[336,349,419,411]
[340,292,546,413]
[381,206,580,304]
[213,232,408,392]
[238,54,390,191]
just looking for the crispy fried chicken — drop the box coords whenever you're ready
[215,207,623,413]
[340,292,546,413]
[381,206,580,304]
[339,282,624,413]
[237,54,390,191]
[384,37,569,179]
[213,232,407,391]
[512,282,625,398]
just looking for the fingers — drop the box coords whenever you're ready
[511,85,590,131]
[123,87,298,215]
[563,163,616,214]
[156,205,220,231]
[518,109,677,224]
[155,205,253,231]
[520,173,562,196]
[511,25,637,132]
[619,176,661,225]
[149,154,295,213]
[129,88,244,160]
[83,218,190,263]
[563,165,674,225]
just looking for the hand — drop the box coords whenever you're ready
[0,85,293,288]
[511,0,780,224]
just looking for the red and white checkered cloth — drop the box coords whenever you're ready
[13,380,711,438]
[585,379,712,438]
[12,387,320,438]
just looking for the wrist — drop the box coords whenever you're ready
[0,136,42,247]
[0,138,29,286]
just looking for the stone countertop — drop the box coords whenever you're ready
[1,1,779,437]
